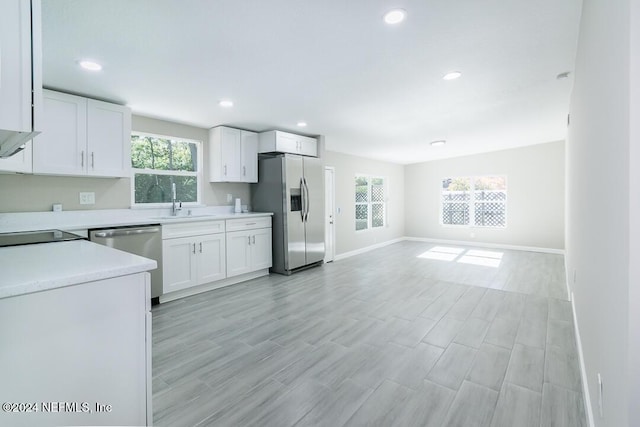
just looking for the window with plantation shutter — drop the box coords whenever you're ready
[441,176,507,228]
[355,175,386,231]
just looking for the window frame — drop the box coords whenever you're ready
[130,131,203,208]
[440,175,508,228]
[355,174,387,231]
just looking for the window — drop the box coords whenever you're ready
[355,175,386,231]
[441,175,507,227]
[131,132,201,205]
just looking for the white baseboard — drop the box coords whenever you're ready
[334,237,406,261]
[404,236,565,255]
[159,269,269,303]
[334,236,565,261]
[571,292,595,427]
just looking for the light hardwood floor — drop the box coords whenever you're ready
[152,241,586,427]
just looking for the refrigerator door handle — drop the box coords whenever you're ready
[300,177,306,222]
[303,177,310,222]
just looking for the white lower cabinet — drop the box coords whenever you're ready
[162,233,226,294]
[226,227,272,277]
[0,272,150,427]
[226,217,272,278]
[160,216,272,301]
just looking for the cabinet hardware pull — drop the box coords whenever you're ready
[192,243,196,254]
[252,235,256,244]
[247,236,251,245]
[243,166,246,176]
[81,150,85,167]
[224,164,227,175]
[246,222,256,226]
[199,242,203,253]
[91,152,95,168]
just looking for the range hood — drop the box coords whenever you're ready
[0,129,40,158]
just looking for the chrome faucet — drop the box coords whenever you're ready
[171,183,182,216]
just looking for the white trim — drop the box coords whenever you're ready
[571,291,596,427]
[334,236,565,260]
[159,269,268,303]
[334,237,405,261]
[404,236,565,255]
[324,166,336,263]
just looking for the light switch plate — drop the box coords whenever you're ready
[79,192,95,205]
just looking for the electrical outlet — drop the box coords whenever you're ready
[226,193,233,203]
[598,373,604,417]
[79,192,95,205]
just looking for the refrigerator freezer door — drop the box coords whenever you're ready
[285,155,306,270]
[302,156,325,264]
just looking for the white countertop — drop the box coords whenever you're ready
[0,208,273,234]
[0,240,157,299]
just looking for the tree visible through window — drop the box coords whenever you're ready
[355,175,386,231]
[131,133,201,205]
[442,176,507,227]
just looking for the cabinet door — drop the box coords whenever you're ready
[197,234,226,284]
[0,0,35,134]
[162,237,197,293]
[250,228,273,270]
[241,130,258,183]
[220,127,242,181]
[297,135,318,157]
[32,90,87,175]
[0,140,32,173]
[275,132,299,153]
[87,99,132,177]
[226,230,251,277]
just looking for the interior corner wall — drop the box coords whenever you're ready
[404,141,565,250]
[629,0,640,424]
[565,0,631,425]
[323,150,405,256]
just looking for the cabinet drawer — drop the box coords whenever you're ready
[226,216,272,232]
[162,220,225,239]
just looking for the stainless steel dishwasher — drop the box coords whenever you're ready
[89,225,163,303]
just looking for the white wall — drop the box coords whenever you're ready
[405,141,565,250]
[565,0,633,425]
[629,0,640,424]
[324,150,405,256]
[0,115,250,213]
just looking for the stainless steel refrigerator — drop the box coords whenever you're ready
[251,154,325,274]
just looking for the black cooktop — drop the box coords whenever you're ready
[0,230,86,247]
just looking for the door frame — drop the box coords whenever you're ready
[324,166,336,263]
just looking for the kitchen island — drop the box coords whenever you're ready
[0,240,156,427]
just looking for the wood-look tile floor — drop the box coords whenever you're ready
[152,241,586,427]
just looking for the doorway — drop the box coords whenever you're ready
[324,166,335,263]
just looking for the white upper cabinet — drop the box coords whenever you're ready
[32,91,87,175]
[209,126,258,183]
[87,99,132,177]
[32,90,131,177]
[258,130,318,157]
[0,0,43,157]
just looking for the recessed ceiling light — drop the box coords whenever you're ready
[430,140,446,147]
[443,71,462,80]
[383,9,406,24]
[297,121,307,127]
[219,100,234,108]
[78,60,102,71]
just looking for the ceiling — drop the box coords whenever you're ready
[41,0,583,165]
